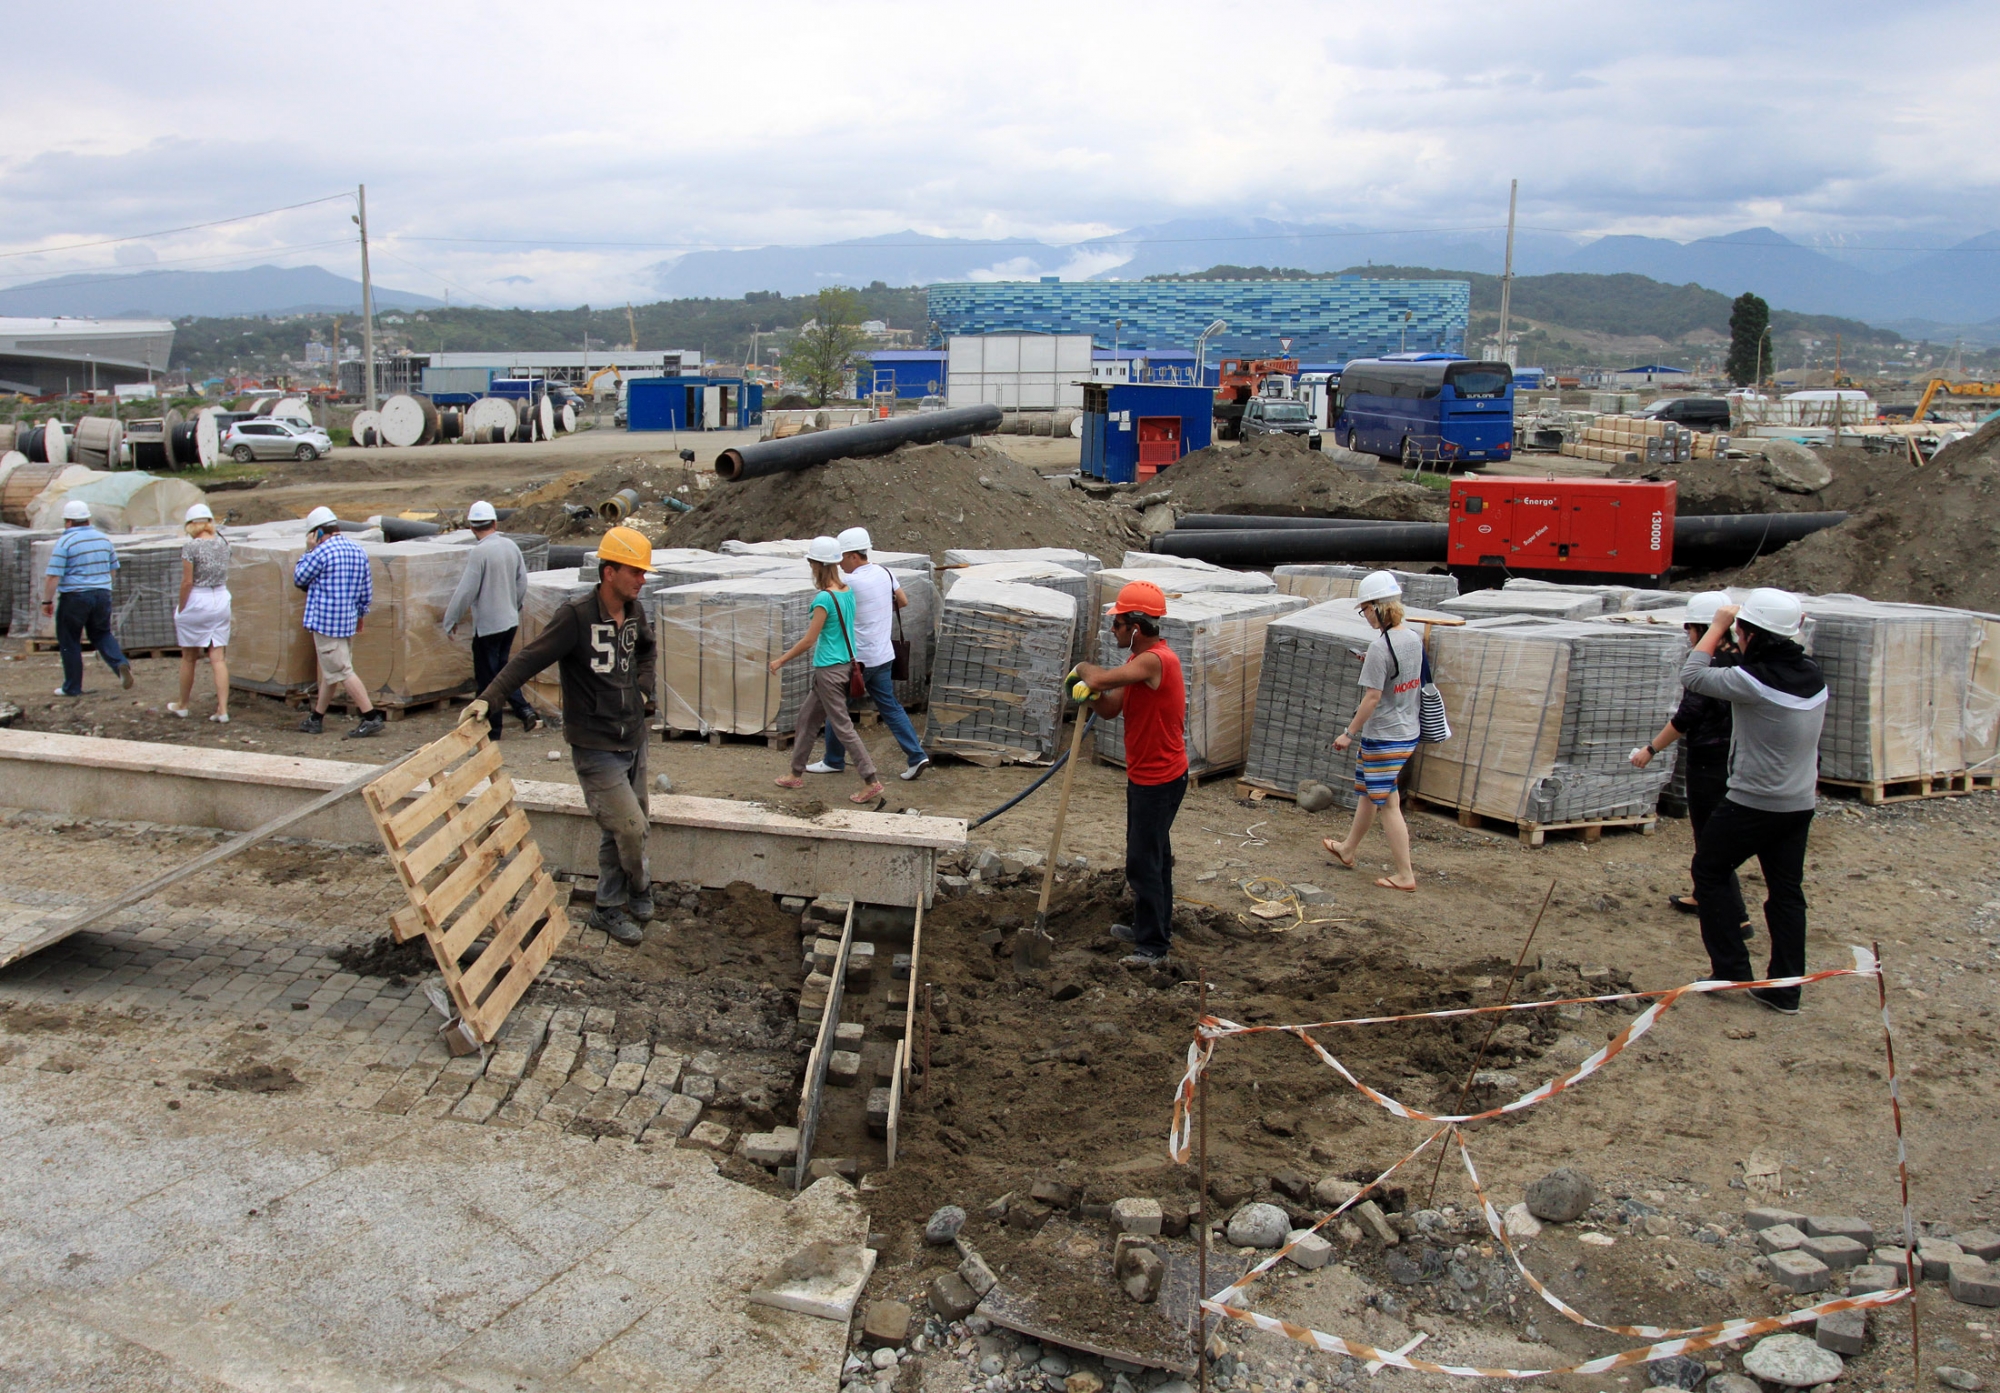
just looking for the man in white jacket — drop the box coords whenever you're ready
[807,526,930,780]
[443,501,541,740]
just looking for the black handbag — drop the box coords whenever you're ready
[890,605,911,683]
[830,593,866,698]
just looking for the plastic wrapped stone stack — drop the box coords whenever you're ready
[924,578,1076,764]
[653,554,805,589]
[1121,550,1235,572]
[1243,601,1389,807]
[228,536,322,697]
[1092,590,1308,779]
[654,576,819,737]
[1412,616,1686,829]
[1,528,58,634]
[1088,564,1277,620]
[720,538,813,558]
[1959,608,2000,779]
[516,569,596,717]
[1439,588,1609,622]
[887,567,937,711]
[939,561,1092,668]
[1275,564,1460,609]
[943,547,1101,580]
[349,541,477,704]
[1501,577,1684,613]
[1800,596,1978,787]
[21,534,183,649]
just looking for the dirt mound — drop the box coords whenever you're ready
[499,459,709,542]
[662,442,1133,561]
[329,932,433,982]
[1162,435,1446,521]
[1611,445,1911,517]
[1736,419,2000,609]
[207,1062,301,1094]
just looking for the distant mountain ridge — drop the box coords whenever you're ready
[0,265,442,319]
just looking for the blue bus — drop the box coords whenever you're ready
[1333,354,1514,467]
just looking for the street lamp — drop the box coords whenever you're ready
[1194,319,1226,387]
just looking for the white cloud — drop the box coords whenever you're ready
[0,0,1995,306]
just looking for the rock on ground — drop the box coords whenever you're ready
[1741,1333,1843,1387]
[1524,1167,1596,1222]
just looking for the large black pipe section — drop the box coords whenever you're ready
[715,404,1003,481]
[1670,511,1848,567]
[1152,524,1449,565]
[1177,513,1411,531]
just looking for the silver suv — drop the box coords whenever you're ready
[221,417,335,462]
[1240,397,1321,446]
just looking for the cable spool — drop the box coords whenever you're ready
[437,408,463,441]
[16,427,44,462]
[536,394,555,441]
[348,410,384,447]
[193,407,223,468]
[557,401,578,434]
[71,415,124,469]
[514,399,535,440]
[247,397,278,417]
[41,419,69,467]
[0,423,15,453]
[1,461,65,524]
[465,396,517,444]
[125,415,169,471]
[378,394,440,448]
[269,396,309,422]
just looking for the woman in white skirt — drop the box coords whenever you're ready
[169,503,232,722]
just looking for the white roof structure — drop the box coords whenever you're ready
[0,317,175,394]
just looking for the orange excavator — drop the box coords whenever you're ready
[1213,357,1299,439]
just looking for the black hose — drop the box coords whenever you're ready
[380,517,443,542]
[715,404,1001,481]
[967,713,1097,829]
[1175,514,1412,531]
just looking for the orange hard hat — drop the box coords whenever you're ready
[1105,579,1168,618]
[595,526,656,572]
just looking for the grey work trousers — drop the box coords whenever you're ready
[571,743,651,908]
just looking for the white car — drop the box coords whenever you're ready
[221,417,335,462]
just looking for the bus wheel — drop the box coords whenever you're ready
[1401,437,1423,470]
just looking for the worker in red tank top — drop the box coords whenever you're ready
[1073,580,1188,965]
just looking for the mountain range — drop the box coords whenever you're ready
[0,265,442,320]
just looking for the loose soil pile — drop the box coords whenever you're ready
[1612,445,1911,517]
[1161,434,1446,522]
[1738,421,2000,609]
[501,458,709,542]
[661,442,1133,562]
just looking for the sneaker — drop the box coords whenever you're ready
[522,715,543,735]
[297,713,325,734]
[347,712,387,739]
[53,687,79,697]
[899,757,932,781]
[119,663,135,690]
[166,702,190,718]
[1109,923,1137,944]
[805,760,842,775]
[1747,987,1800,1016]
[209,713,230,724]
[629,892,656,922]
[590,906,644,946]
[1121,949,1168,967]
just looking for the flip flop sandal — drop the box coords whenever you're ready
[850,784,886,805]
[1321,839,1356,869]
[1375,877,1417,893]
[774,776,806,790]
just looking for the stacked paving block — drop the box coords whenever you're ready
[924,577,1076,763]
[0,527,57,634]
[887,567,937,710]
[20,533,183,649]
[943,546,1101,580]
[1243,601,1405,807]
[1089,564,1277,620]
[1093,590,1309,779]
[1439,588,1610,622]
[349,541,478,704]
[1412,616,1686,827]
[652,554,804,589]
[1501,578,1685,613]
[1275,564,1460,609]
[517,568,597,716]
[1802,596,1979,786]
[939,560,1093,668]
[654,576,820,737]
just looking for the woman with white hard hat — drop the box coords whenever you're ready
[1321,571,1425,893]
[1630,591,1746,926]
[770,535,884,803]
[168,503,233,722]
[1680,587,1827,1015]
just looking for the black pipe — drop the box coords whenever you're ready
[1176,513,1410,531]
[1151,524,1449,565]
[1670,511,1848,567]
[380,517,443,542]
[715,404,1002,481]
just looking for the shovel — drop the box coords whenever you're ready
[1015,683,1092,969]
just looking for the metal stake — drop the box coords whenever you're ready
[1197,963,1209,1393]
[1875,940,1922,1384]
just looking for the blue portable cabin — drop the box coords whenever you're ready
[625,376,765,431]
[421,365,495,407]
[855,350,947,400]
[1080,383,1214,483]
[488,376,547,400]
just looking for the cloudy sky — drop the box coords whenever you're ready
[2,0,1995,308]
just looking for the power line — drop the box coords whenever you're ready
[0,194,353,261]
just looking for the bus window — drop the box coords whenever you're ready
[1445,364,1511,398]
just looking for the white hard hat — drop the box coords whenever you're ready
[836,526,871,555]
[303,505,338,532]
[806,535,845,564]
[184,503,214,524]
[1355,570,1402,604]
[61,500,92,522]
[1683,591,1729,626]
[466,500,498,525]
[1737,587,1805,640]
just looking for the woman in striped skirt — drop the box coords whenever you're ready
[1322,572,1425,893]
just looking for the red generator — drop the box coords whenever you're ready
[1448,478,1677,582]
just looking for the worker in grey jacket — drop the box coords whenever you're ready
[1680,588,1827,1014]
[443,501,540,741]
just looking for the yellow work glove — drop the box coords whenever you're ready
[1067,674,1094,704]
[458,698,489,726]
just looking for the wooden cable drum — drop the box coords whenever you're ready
[124,415,167,470]
[378,393,440,447]
[71,415,123,469]
[2,462,65,525]
[535,394,555,441]
[41,419,69,467]
[437,408,463,441]
[246,396,277,416]
[557,401,578,433]
[348,410,384,447]
[269,396,309,421]
[0,423,15,453]
[513,399,535,440]
[194,407,223,467]
[465,396,516,443]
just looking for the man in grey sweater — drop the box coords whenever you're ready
[443,501,540,741]
[1679,588,1827,1014]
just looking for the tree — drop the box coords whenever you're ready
[780,288,868,404]
[1727,292,1771,386]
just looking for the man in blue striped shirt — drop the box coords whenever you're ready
[41,500,132,697]
[292,506,385,737]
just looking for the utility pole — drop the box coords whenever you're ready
[355,184,377,412]
[1496,178,1518,365]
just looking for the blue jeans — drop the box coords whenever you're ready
[570,744,650,909]
[820,661,926,770]
[55,590,128,695]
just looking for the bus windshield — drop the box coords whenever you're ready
[1445,364,1511,398]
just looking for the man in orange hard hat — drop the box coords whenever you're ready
[1072,579,1188,966]
[463,525,658,945]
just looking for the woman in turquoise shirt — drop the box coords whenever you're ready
[770,535,884,803]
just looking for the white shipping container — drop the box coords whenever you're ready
[947,333,1092,411]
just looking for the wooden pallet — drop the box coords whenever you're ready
[661,725,794,750]
[1408,793,1657,847]
[27,639,184,659]
[363,724,572,1044]
[1820,772,1973,807]
[253,686,471,722]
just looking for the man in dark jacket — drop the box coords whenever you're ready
[461,526,658,945]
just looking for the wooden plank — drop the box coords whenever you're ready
[390,904,423,944]
[900,897,925,1081]
[793,902,854,1192]
[363,723,482,811]
[886,1037,907,1167]
[384,743,504,848]
[439,840,544,962]
[454,871,562,1004]
[400,775,515,885]
[462,900,569,1041]
[417,808,530,932]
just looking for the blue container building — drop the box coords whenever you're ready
[855,350,947,400]
[625,376,764,431]
[1080,383,1213,483]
